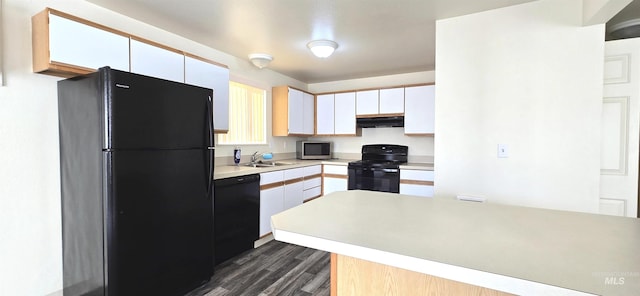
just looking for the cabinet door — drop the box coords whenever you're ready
[323,178,347,196]
[184,56,230,132]
[400,170,434,197]
[49,13,129,71]
[379,87,405,114]
[288,88,304,134]
[334,92,356,135]
[356,90,379,115]
[130,39,184,83]
[404,85,435,134]
[323,165,347,195]
[284,181,304,210]
[302,92,315,135]
[316,94,335,135]
[259,186,284,236]
[399,184,434,197]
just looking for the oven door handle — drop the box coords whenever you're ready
[382,168,399,173]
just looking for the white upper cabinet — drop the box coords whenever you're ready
[404,85,435,134]
[302,92,315,135]
[288,88,305,134]
[33,9,130,75]
[184,56,230,132]
[316,92,356,136]
[379,87,405,114]
[316,94,335,135]
[48,14,130,72]
[356,90,379,115]
[130,39,184,83]
[273,86,315,136]
[334,92,356,135]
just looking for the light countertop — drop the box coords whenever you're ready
[271,190,640,296]
[214,159,433,180]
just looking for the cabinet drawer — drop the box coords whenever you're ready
[400,170,434,181]
[284,167,305,180]
[303,186,322,201]
[303,177,322,190]
[260,170,284,185]
[303,165,322,176]
[323,165,348,175]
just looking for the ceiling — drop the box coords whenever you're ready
[84,0,636,84]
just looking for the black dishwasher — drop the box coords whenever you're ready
[214,174,260,265]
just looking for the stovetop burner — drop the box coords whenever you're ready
[348,160,403,169]
[348,144,408,168]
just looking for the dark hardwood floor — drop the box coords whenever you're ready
[187,240,331,296]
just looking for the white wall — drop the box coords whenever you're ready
[0,0,305,295]
[308,71,436,161]
[434,0,604,213]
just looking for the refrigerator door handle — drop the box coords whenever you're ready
[206,96,214,198]
[207,148,214,198]
[207,96,214,146]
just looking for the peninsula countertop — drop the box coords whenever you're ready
[271,190,640,296]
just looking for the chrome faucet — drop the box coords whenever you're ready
[250,151,260,163]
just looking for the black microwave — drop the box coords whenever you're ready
[296,141,332,160]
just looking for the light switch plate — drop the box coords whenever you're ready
[498,144,509,158]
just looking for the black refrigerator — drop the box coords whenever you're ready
[58,67,215,296]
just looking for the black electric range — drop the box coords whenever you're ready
[348,144,408,193]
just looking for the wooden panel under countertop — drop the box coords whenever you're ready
[332,254,514,296]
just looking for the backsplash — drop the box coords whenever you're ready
[310,127,434,163]
[214,127,434,166]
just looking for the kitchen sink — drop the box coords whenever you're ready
[244,161,296,168]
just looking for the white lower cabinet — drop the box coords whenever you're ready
[284,181,304,209]
[259,165,323,237]
[259,170,285,237]
[322,165,348,195]
[259,186,284,237]
[284,167,305,209]
[399,169,434,197]
[303,165,322,201]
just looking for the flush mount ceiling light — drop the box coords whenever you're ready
[609,18,640,39]
[248,53,273,69]
[307,40,338,58]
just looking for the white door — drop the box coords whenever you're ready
[49,13,129,71]
[405,85,435,134]
[259,186,284,236]
[288,88,304,134]
[316,94,335,135]
[600,38,640,218]
[184,57,230,132]
[130,39,184,83]
[302,92,315,135]
[334,92,356,135]
[356,90,379,115]
[379,87,404,114]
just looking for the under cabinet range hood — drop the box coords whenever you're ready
[356,116,404,128]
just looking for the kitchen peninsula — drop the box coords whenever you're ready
[272,191,640,296]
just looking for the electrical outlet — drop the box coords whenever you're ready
[498,144,509,158]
